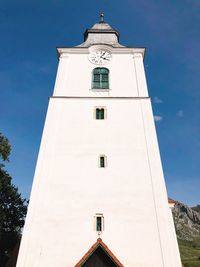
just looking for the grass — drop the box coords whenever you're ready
[178,239,200,267]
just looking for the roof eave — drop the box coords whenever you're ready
[74,238,125,267]
[84,29,120,41]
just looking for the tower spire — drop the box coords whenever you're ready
[100,12,104,23]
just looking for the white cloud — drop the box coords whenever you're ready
[153,96,163,104]
[176,110,184,117]
[154,115,163,122]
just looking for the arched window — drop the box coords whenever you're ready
[96,108,105,120]
[92,68,109,89]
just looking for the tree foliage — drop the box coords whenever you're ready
[0,133,27,267]
[0,133,11,163]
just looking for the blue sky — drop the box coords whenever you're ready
[0,0,199,206]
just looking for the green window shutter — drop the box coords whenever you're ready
[96,108,104,120]
[92,68,109,89]
[96,217,102,231]
[93,73,100,88]
[92,69,100,89]
[100,109,104,119]
[101,74,108,81]
[96,109,100,119]
[93,82,100,89]
[94,74,100,81]
[100,68,108,74]
[101,82,108,89]
[100,156,105,167]
[94,68,101,74]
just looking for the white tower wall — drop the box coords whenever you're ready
[16,21,182,267]
[54,49,148,97]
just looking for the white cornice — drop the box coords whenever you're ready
[57,46,146,58]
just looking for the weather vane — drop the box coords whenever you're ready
[100,12,104,23]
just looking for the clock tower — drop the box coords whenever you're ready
[16,15,182,267]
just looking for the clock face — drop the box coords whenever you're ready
[89,50,111,65]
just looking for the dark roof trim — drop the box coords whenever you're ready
[74,238,125,267]
[84,29,120,41]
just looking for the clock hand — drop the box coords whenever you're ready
[100,54,109,60]
[100,52,108,59]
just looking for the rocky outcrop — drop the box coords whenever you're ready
[192,205,200,213]
[172,202,200,241]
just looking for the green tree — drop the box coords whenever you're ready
[0,133,11,164]
[0,133,27,267]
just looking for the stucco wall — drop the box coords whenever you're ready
[16,45,181,267]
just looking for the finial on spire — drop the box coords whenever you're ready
[100,12,105,23]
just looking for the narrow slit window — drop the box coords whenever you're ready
[96,108,104,120]
[94,213,104,234]
[99,155,106,168]
[96,217,102,232]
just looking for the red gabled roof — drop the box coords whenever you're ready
[168,198,177,204]
[74,238,125,267]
